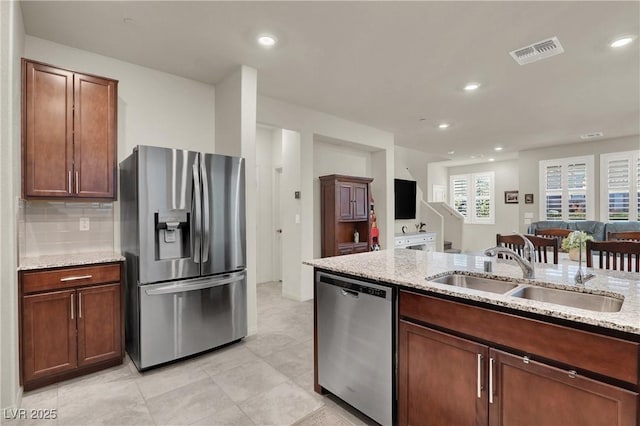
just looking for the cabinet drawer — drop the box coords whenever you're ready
[23,263,121,294]
[400,290,639,385]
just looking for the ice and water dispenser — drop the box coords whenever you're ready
[155,210,190,260]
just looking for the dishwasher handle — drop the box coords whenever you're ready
[341,288,359,298]
[317,271,392,300]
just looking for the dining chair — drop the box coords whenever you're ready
[534,228,572,251]
[607,231,640,242]
[586,240,640,272]
[496,234,559,264]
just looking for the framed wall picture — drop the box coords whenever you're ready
[504,190,519,204]
[524,193,534,204]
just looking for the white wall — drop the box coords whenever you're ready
[518,135,640,231]
[313,140,372,257]
[215,66,258,335]
[24,36,216,159]
[281,130,303,300]
[427,162,449,202]
[257,95,394,301]
[0,0,24,410]
[255,126,275,283]
[448,159,520,253]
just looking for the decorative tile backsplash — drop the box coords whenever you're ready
[18,200,115,261]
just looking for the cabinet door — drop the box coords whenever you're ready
[489,348,637,426]
[338,183,354,220]
[352,183,368,220]
[73,73,117,199]
[399,320,489,426]
[23,61,74,198]
[77,283,122,366]
[22,290,77,381]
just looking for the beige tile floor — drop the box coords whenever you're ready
[8,281,375,426]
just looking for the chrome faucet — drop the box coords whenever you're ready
[484,233,536,279]
[574,237,595,285]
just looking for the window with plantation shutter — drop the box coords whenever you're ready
[600,150,640,221]
[539,156,594,221]
[450,172,494,224]
[451,177,468,218]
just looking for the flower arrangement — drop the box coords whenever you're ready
[561,230,594,251]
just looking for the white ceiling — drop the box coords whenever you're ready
[20,1,640,162]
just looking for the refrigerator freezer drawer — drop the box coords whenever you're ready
[135,271,247,370]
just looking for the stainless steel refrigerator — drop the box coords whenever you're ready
[120,145,247,370]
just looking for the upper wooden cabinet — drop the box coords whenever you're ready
[320,174,373,257]
[22,59,118,200]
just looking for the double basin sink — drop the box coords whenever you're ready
[429,273,623,312]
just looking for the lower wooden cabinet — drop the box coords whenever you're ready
[22,289,78,381]
[77,284,121,367]
[399,293,639,426]
[399,321,488,426]
[491,348,637,426]
[19,262,123,390]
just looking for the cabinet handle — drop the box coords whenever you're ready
[78,293,82,318]
[68,171,72,194]
[477,354,483,398]
[60,275,92,282]
[70,294,74,320]
[75,171,79,193]
[489,357,495,404]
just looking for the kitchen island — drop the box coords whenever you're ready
[305,249,640,426]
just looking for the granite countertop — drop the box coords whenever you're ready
[18,252,125,271]
[304,249,640,335]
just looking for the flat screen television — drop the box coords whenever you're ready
[394,179,416,220]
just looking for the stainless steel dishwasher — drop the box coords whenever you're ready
[316,271,396,426]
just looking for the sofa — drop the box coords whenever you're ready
[527,220,640,241]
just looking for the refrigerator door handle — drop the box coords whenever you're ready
[200,155,210,263]
[144,273,245,295]
[192,156,202,264]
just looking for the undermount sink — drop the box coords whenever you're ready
[430,274,519,294]
[509,286,623,312]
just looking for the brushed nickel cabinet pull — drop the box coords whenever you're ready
[60,275,92,282]
[70,294,74,320]
[489,358,495,404]
[68,171,72,193]
[78,293,82,318]
[75,171,79,193]
[477,354,483,398]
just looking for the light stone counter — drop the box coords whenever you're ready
[304,249,640,335]
[18,251,125,271]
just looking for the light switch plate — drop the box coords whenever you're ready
[79,217,90,231]
[524,212,534,219]
[295,214,300,224]
[524,218,532,225]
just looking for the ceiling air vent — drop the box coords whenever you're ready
[510,37,564,65]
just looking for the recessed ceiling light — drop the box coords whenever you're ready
[464,82,480,91]
[447,150,455,155]
[257,34,277,47]
[438,123,450,129]
[488,158,495,162]
[494,146,503,151]
[610,36,635,48]
[580,132,604,140]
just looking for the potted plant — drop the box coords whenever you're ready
[562,231,594,261]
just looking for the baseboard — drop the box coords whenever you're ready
[1,385,23,415]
